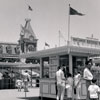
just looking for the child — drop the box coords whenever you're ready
[88,79,100,100]
[66,73,73,100]
[74,71,81,100]
[16,78,23,92]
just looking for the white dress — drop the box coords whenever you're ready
[74,74,81,99]
[66,77,73,98]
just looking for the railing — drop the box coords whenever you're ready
[0,78,40,89]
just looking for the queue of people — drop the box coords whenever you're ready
[55,60,100,100]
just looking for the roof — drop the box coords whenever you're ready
[20,45,100,58]
[21,18,37,40]
[0,62,40,68]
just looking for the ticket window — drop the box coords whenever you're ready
[42,57,49,78]
[59,55,69,77]
[73,56,87,75]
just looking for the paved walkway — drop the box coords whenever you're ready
[0,87,40,100]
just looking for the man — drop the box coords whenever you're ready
[55,66,60,95]
[56,65,65,100]
[23,70,30,92]
[83,60,93,100]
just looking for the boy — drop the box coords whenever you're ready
[88,79,100,100]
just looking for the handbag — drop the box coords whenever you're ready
[27,77,29,81]
[74,87,76,94]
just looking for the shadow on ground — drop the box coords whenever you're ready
[18,96,40,100]
[18,97,55,100]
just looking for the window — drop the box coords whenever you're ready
[0,45,3,54]
[6,45,12,54]
[28,44,34,52]
[15,46,20,54]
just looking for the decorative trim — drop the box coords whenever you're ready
[40,82,49,94]
[50,83,56,95]
[81,82,87,96]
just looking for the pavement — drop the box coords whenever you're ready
[0,87,40,100]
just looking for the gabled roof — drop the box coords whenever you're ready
[20,18,37,40]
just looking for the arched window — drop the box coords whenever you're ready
[6,45,12,54]
[0,45,3,54]
[15,46,20,54]
[28,44,34,52]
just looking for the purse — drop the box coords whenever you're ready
[74,87,76,94]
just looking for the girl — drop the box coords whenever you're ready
[66,73,73,100]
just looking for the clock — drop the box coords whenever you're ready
[29,35,34,41]
[28,44,34,51]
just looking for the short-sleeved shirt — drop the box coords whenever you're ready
[56,69,65,85]
[23,72,30,82]
[88,84,100,98]
[83,68,93,80]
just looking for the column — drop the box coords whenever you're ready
[40,58,43,78]
[69,54,73,75]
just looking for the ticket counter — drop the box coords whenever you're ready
[20,45,100,99]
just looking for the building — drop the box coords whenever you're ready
[0,18,38,63]
[0,18,39,89]
[71,36,100,48]
[19,18,38,53]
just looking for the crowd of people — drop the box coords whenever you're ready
[55,60,100,100]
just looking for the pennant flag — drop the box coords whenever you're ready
[28,5,33,11]
[45,42,50,47]
[70,7,84,16]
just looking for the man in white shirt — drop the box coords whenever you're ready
[83,60,93,100]
[56,65,65,100]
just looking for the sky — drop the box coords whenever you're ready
[0,0,100,50]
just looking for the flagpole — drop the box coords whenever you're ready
[68,4,70,46]
[59,30,60,47]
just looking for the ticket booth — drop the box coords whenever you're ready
[20,45,100,99]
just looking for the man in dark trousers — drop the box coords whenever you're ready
[83,60,93,100]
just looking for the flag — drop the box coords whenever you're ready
[28,5,33,11]
[70,7,84,16]
[45,42,50,47]
[91,34,93,38]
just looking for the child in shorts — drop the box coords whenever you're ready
[88,79,100,100]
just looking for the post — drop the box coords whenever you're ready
[59,30,60,47]
[25,85,27,98]
[68,4,70,46]
[31,68,32,87]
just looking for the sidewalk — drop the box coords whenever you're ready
[0,87,40,100]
